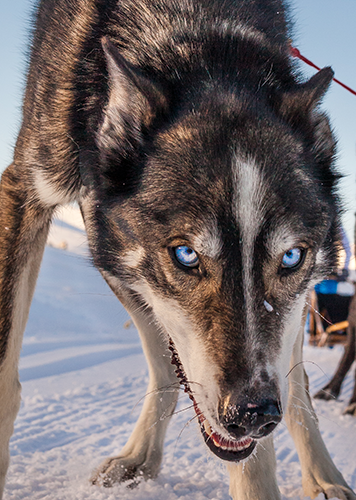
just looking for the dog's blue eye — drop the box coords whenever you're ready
[281,248,303,269]
[174,246,199,268]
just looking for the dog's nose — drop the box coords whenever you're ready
[222,399,282,440]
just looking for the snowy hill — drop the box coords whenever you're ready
[3,206,356,500]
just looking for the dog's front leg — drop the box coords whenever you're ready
[227,435,281,500]
[0,164,53,497]
[286,325,356,500]
[91,303,179,487]
[314,295,356,403]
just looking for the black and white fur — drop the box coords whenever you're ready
[0,0,355,498]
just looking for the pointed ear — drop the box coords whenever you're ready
[97,37,169,151]
[279,67,334,122]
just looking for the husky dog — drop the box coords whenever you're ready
[314,294,356,415]
[0,0,355,498]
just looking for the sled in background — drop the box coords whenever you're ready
[309,276,355,347]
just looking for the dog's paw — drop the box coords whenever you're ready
[313,386,339,401]
[320,485,356,500]
[303,478,356,500]
[91,453,161,488]
[343,402,356,416]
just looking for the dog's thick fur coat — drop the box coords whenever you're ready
[0,0,355,498]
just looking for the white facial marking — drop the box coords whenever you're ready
[130,279,226,432]
[267,225,299,258]
[191,220,222,259]
[273,292,307,411]
[34,170,76,206]
[121,246,145,268]
[234,156,266,243]
[315,248,325,266]
[233,156,267,348]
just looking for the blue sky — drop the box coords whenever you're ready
[1,0,355,242]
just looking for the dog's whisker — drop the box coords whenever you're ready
[289,402,317,423]
[313,388,337,400]
[158,394,197,421]
[256,441,267,453]
[289,379,334,407]
[310,411,343,429]
[285,412,310,431]
[160,403,196,421]
[277,420,288,430]
[289,392,316,412]
[305,301,334,327]
[285,360,328,379]
[149,394,203,432]
[288,404,313,427]
[130,384,182,415]
[173,413,201,456]
[148,403,196,431]
[289,379,315,399]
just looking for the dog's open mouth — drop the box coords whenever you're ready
[193,400,257,461]
[168,340,257,462]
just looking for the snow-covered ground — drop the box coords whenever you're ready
[3,205,356,500]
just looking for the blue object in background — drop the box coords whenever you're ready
[315,280,338,295]
[315,280,355,296]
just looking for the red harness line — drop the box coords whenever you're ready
[290,45,356,97]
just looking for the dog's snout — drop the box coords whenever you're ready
[222,399,282,440]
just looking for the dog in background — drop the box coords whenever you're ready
[0,0,355,498]
[314,293,356,415]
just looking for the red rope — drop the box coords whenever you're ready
[290,45,356,97]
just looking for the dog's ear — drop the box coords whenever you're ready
[278,68,336,171]
[93,38,169,193]
[97,37,169,151]
[278,67,334,123]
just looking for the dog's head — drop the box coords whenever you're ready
[81,40,340,462]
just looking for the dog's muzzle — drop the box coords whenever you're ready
[221,399,282,440]
[169,339,282,462]
[196,398,282,462]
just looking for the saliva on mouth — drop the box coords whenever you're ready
[168,340,257,462]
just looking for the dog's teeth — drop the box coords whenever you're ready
[198,409,254,454]
[203,420,212,437]
[235,438,252,451]
[212,434,221,447]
